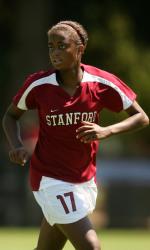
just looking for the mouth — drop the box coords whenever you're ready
[51,58,63,66]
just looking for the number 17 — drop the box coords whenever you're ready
[56,191,77,214]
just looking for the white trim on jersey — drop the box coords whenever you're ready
[18,70,133,110]
[82,71,132,110]
[17,73,59,110]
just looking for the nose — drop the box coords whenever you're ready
[50,48,61,57]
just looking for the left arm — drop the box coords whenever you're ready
[76,101,149,143]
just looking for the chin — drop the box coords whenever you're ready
[54,65,70,71]
[52,64,63,70]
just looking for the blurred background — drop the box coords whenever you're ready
[0,0,150,229]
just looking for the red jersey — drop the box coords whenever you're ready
[13,64,136,190]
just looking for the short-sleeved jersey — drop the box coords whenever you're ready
[13,64,136,191]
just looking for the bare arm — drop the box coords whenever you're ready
[76,101,149,143]
[106,101,149,135]
[2,103,30,165]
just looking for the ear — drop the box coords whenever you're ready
[78,44,85,55]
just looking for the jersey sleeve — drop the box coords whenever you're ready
[98,73,137,112]
[13,73,39,110]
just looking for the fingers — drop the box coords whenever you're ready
[20,157,28,166]
[76,121,101,143]
[77,121,93,131]
[76,129,93,139]
[76,122,111,142]
[80,134,96,143]
[76,121,94,134]
[9,148,29,166]
[76,124,97,143]
[76,130,97,143]
[9,150,18,163]
[81,134,96,143]
[76,126,92,134]
[81,121,94,125]
[20,150,29,166]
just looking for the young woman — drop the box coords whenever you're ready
[2,20,149,250]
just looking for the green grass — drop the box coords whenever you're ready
[0,228,150,250]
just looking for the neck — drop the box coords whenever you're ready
[57,65,83,87]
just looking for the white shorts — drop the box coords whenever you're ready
[33,176,97,226]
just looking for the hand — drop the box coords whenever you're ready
[76,121,111,143]
[9,146,30,166]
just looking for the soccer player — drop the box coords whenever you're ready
[2,20,149,250]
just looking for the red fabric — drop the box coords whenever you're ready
[13,64,136,190]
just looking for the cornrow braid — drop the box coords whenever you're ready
[58,21,88,46]
[49,20,88,47]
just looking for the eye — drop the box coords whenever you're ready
[48,43,67,52]
[48,45,54,51]
[58,44,66,49]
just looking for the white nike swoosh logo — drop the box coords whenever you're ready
[50,109,58,112]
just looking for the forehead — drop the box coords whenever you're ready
[48,27,77,43]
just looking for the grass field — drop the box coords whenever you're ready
[0,228,150,250]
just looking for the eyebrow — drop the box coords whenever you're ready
[48,41,69,45]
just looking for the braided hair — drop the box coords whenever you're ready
[48,20,88,48]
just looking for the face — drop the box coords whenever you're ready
[48,29,84,70]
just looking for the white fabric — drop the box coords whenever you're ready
[82,71,132,109]
[33,177,97,226]
[17,73,58,110]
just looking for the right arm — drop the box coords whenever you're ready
[2,103,30,166]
